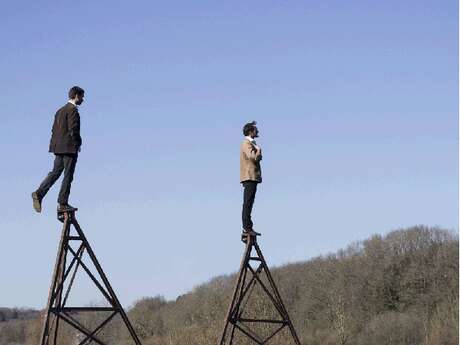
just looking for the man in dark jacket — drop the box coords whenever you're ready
[32,86,85,213]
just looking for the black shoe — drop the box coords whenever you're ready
[57,204,78,212]
[243,228,261,236]
[31,192,42,213]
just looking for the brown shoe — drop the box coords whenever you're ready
[31,192,42,213]
[57,204,78,212]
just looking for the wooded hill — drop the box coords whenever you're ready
[1,225,458,345]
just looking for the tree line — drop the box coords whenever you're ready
[1,225,458,345]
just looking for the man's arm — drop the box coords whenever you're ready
[68,109,82,147]
[243,141,262,162]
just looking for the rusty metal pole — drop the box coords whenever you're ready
[40,214,71,345]
[219,237,252,344]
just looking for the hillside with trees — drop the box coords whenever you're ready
[1,225,458,345]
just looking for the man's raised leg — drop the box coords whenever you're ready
[33,155,65,212]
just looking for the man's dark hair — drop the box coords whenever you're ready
[68,86,85,99]
[243,121,257,136]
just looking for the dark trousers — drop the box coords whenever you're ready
[36,154,78,204]
[242,181,258,231]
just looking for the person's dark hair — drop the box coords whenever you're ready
[68,86,85,99]
[243,121,257,136]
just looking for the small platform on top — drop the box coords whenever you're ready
[241,230,261,243]
[57,207,78,223]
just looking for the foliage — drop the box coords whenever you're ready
[1,226,457,345]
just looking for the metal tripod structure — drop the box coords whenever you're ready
[39,210,142,345]
[219,232,302,345]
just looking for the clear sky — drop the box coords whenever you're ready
[0,1,458,309]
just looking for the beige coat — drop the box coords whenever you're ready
[240,139,262,183]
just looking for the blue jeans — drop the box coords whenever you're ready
[37,154,78,204]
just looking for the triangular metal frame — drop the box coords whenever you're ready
[219,233,302,345]
[39,210,142,345]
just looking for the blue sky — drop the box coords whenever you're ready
[0,1,458,309]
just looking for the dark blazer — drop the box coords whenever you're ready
[49,102,82,154]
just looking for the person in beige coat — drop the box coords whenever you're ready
[240,121,262,235]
